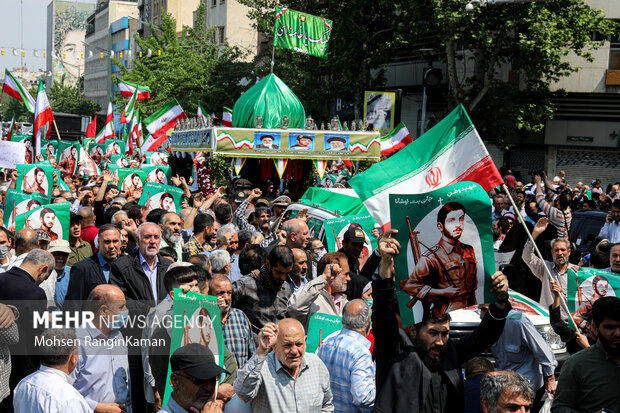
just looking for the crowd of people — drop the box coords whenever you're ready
[0,155,617,413]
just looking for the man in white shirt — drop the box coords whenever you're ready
[598,200,620,243]
[14,328,91,412]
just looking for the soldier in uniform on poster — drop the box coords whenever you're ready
[401,201,478,316]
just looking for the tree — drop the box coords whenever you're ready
[48,75,100,116]
[114,1,251,118]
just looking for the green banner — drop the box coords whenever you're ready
[11,134,34,164]
[139,183,184,212]
[306,312,342,353]
[56,140,81,177]
[388,182,496,327]
[41,140,58,161]
[111,155,130,168]
[162,289,225,406]
[323,214,378,266]
[15,163,53,203]
[118,168,146,199]
[299,187,370,216]
[567,267,620,330]
[141,164,172,185]
[14,202,70,241]
[3,189,47,231]
[104,139,124,160]
[88,143,105,166]
[274,7,332,58]
[145,151,169,165]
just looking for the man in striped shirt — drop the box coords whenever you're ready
[534,175,572,239]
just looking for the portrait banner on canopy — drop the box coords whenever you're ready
[118,168,146,199]
[56,140,81,176]
[139,183,183,212]
[162,289,225,406]
[567,267,620,330]
[15,163,53,202]
[3,190,48,231]
[323,214,378,268]
[388,181,495,327]
[141,164,172,185]
[14,202,70,241]
[306,313,342,353]
[41,140,58,161]
[170,128,381,160]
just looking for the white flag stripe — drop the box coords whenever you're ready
[146,105,184,135]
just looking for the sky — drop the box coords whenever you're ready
[1,0,55,74]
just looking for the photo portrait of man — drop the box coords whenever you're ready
[159,192,175,211]
[148,168,167,184]
[106,142,121,157]
[150,152,168,165]
[289,134,314,150]
[58,145,78,177]
[325,136,349,151]
[365,92,394,130]
[24,167,47,195]
[38,207,59,241]
[45,143,56,159]
[123,173,143,199]
[90,145,103,165]
[401,201,478,317]
[23,139,33,163]
[573,274,615,329]
[255,134,279,149]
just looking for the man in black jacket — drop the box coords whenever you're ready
[372,230,511,413]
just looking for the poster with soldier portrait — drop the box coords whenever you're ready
[14,202,70,241]
[104,139,124,159]
[567,267,619,330]
[138,183,183,212]
[41,140,58,161]
[89,143,105,165]
[118,168,146,199]
[145,151,169,166]
[141,164,172,185]
[388,181,495,327]
[111,155,130,168]
[162,289,224,406]
[56,140,82,177]
[323,214,378,268]
[15,163,54,203]
[3,190,48,232]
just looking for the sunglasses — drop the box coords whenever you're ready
[176,373,214,387]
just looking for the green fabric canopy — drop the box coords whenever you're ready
[232,74,306,129]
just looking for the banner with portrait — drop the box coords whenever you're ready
[41,140,58,161]
[3,189,48,231]
[14,202,70,241]
[388,181,495,327]
[118,168,146,199]
[144,151,169,166]
[88,142,105,166]
[364,91,396,133]
[56,140,82,176]
[104,139,124,160]
[139,183,183,212]
[323,214,378,268]
[11,134,34,164]
[15,163,54,203]
[162,289,224,406]
[567,267,620,330]
[141,164,172,185]
[110,155,130,168]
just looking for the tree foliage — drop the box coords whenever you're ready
[114,1,251,118]
[48,76,100,116]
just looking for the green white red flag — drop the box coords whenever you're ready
[349,105,503,230]
[312,159,327,180]
[197,101,208,125]
[126,107,140,156]
[273,158,288,178]
[33,79,54,158]
[96,98,116,144]
[381,122,413,156]
[116,78,151,100]
[121,88,139,124]
[7,115,15,141]
[144,98,187,138]
[222,106,233,127]
[2,69,35,113]
[233,157,245,175]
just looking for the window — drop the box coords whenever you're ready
[609,21,620,70]
[219,26,225,44]
[211,0,216,6]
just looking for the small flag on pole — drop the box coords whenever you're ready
[222,106,233,127]
[380,122,413,156]
[312,159,327,180]
[86,115,97,139]
[197,101,208,125]
[274,7,332,58]
[2,69,36,113]
[233,157,245,176]
[274,158,288,178]
[33,79,54,159]
[116,78,151,100]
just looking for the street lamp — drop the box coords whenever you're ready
[465,0,547,11]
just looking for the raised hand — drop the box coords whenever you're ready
[256,322,278,357]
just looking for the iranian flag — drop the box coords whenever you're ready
[97,98,116,143]
[222,106,232,127]
[116,78,151,100]
[2,69,35,113]
[33,79,54,158]
[349,105,503,230]
[126,107,140,155]
[86,115,97,139]
[6,115,15,141]
[144,98,187,137]
[381,122,413,156]
[197,101,208,125]
[121,88,139,124]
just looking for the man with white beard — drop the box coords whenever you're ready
[159,212,184,262]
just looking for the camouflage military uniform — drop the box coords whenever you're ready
[401,237,477,316]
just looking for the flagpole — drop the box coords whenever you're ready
[270,4,278,74]
[52,118,62,140]
[502,183,578,328]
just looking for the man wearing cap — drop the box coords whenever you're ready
[338,224,376,300]
[326,136,348,151]
[255,135,279,149]
[270,196,291,230]
[49,239,72,309]
[67,212,93,266]
[159,343,229,413]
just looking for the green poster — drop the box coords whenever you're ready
[141,164,172,185]
[306,313,342,353]
[15,163,53,203]
[388,181,496,327]
[104,139,124,159]
[88,143,105,166]
[11,134,34,164]
[323,214,378,266]
[3,189,47,231]
[162,289,225,406]
[83,137,96,152]
[14,202,70,241]
[118,168,146,199]
[145,151,169,165]
[139,183,184,212]
[274,7,332,58]
[56,140,81,177]
[111,154,130,168]
[567,267,620,330]
[41,140,58,161]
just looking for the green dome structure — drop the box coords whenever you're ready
[232,73,306,129]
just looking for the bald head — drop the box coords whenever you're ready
[15,229,38,256]
[282,219,310,249]
[277,318,305,336]
[88,284,125,302]
[78,206,95,225]
[87,284,127,324]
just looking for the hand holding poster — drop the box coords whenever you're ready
[3,190,48,231]
[323,214,378,268]
[14,202,70,241]
[567,267,619,330]
[118,168,146,199]
[389,181,495,327]
[15,163,53,203]
[139,183,184,212]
